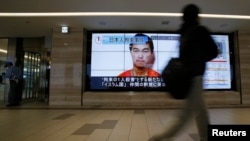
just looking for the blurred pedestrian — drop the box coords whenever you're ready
[148,4,218,141]
[4,61,23,106]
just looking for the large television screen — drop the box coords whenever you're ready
[86,31,234,91]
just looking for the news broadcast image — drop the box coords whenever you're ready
[87,32,231,91]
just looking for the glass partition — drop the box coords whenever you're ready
[23,51,41,99]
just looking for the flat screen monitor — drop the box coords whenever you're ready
[86,31,234,91]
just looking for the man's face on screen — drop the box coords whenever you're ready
[130,43,152,68]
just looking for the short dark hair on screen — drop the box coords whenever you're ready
[129,33,154,52]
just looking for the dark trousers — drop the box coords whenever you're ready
[8,80,21,105]
[16,79,23,103]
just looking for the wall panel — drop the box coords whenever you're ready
[238,30,250,104]
[50,27,83,105]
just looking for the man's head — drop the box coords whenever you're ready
[129,33,154,52]
[129,33,154,68]
[4,62,13,68]
[182,4,200,23]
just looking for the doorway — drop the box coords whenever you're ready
[1,38,50,107]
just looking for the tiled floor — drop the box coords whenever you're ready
[1,107,250,141]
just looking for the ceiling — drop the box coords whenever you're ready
[0,0,250,38]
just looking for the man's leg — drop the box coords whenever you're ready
[149,77,198,141]
[7,82,17,106]
[191,76,209,141]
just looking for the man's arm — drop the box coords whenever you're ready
[5,67,12,79]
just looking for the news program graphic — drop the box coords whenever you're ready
[87,32,232,91]
[208,125,250,140]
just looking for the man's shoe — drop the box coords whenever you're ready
[6,104,14,107]
[13,103,20,106]
[6,103,20,107]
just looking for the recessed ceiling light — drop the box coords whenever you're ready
[0,49,7,54]
[99,21,106,26]
[161,21,169,25]
[220,23,228,28]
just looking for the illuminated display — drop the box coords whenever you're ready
[86,32,233,91]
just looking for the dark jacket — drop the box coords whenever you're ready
[5,66,22,80]
[178,22,218,76]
